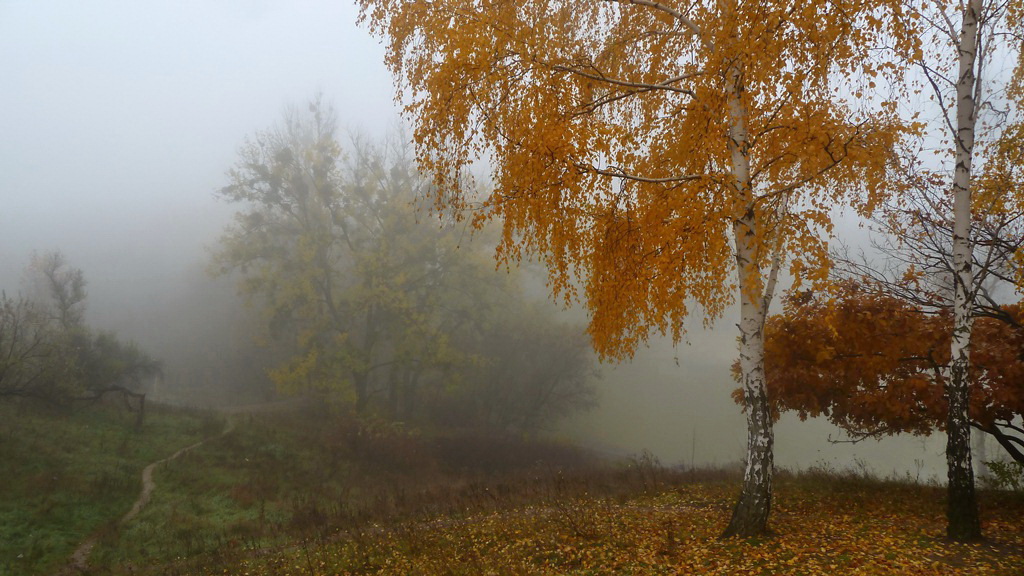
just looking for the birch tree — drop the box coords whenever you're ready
[359,0,916,536]
[944,0,984,541]
[904,0,1022,540]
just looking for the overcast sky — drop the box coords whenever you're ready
[0,0,398,299]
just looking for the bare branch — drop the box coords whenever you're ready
[610,0,705,41]
[552,64,698,97]
[577,163,704,184]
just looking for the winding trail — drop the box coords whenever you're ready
[58,399,307,575]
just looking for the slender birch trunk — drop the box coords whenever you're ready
[946,0,982,541]
[723,65,774,538]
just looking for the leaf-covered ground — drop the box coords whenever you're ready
[174,478,1023,575]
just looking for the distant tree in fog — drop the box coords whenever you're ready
[0,252,159,424]
[213,97,461,413]
[213,97,597,429]
[24,250,87,330]
[0,251,91,402]
[0,293,71,400]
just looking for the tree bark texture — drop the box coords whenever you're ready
[724,208,774,538]
[723,65,774,538]
[946,0,983,542]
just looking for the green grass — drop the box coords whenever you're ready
[87,409,601,573]
[89,411,350,570]
[0,401,217,576]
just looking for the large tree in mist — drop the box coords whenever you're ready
[358,0,916,536]
[213,99,456,412]
[213,99,597,428]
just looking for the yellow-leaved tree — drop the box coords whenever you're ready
[212,98,599,430]
[212,99,470,414]
[358,0,917,536]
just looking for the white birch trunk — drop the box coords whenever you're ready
[946,0,982,541]
[723,63,774,538]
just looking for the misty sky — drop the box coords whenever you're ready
[0,1,959,479]
[0,0,397,300]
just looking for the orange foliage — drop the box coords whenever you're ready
[760,282,1024,437]
[357,0,918,358]
[359,0,923,536]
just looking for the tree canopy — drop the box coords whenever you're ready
[360,0,914,353]
[359,0,917,536]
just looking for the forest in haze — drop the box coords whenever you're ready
[2,0,1024,574]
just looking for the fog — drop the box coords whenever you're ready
[1,1,955,480]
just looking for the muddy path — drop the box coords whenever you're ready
[58,399,308,575]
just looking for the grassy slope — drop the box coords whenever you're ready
[4,403,1024,575]
[99,408,1024,576]
[89,409,600,572]
[0,402,217,576]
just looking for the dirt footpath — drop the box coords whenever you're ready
[58,399,308,575]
